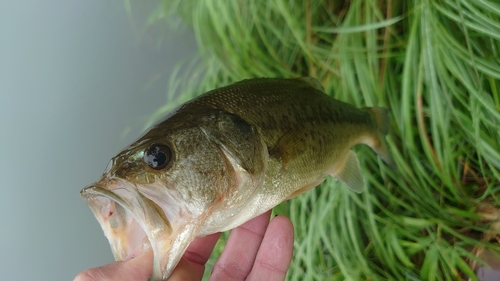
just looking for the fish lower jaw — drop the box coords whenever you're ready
[82,181,198,280]
[119,221,151,261]
[81,185,162,263]
[83,194,149,261]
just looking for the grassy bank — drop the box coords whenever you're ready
[149,0,500,280]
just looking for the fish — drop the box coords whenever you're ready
[80,77,395,280]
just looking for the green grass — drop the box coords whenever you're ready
[147,0,500,280]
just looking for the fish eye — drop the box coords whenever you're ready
[144,144,172,170]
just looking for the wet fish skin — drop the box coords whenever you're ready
[80,77,395,280]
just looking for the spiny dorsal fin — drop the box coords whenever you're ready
[296,77,325,91]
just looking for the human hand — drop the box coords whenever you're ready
[74,211,294,281]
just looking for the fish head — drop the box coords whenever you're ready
[80,126,227,279]
[80,109,267,280]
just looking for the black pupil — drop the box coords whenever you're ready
[145,144,171,170]
[152,152,166,167]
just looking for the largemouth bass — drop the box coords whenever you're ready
[81,77,395,280]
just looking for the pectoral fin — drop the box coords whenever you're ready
[200,111,267,176]
[269,127,306,171]
[331,151,365,193]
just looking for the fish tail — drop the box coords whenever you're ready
[365,107,396,169]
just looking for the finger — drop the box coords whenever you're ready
[246,215,294,281]
[73,250,153,281]
[209,210,272,281]
[166,258,200,281]
[182,232,222,278]
[74,234,221,281]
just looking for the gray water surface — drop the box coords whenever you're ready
[0,1,197,280]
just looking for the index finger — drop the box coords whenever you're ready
[209,210,272,281]
[182,232,222,278]
[246,215,294,281]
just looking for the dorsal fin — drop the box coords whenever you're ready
[296,77,325,91]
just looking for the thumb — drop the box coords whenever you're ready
[74,250,153,281]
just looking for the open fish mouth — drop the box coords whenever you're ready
[81,178,173,278]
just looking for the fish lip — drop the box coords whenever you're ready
[80,179,172,273]
[80,185,127,208]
